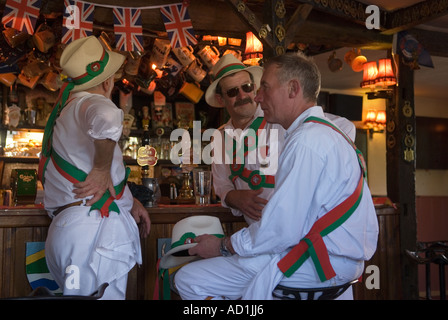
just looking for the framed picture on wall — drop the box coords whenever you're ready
[175,102,195,129]
[151,103,173,129]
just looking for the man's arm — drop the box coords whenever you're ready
[72,138,116,205]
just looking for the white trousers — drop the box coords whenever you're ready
[175,253,363,300]
[45,206,140,300]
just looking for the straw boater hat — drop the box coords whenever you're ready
[159,216,225,269]
[205,54,263,108]
[40,36,125,168]
[60,35,125,92]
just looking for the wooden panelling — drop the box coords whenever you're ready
[0,209,50,298]
[1,205,402,300]
[353,205,402,300]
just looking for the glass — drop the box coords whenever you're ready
[193,170,211,205]
[225,83,254,98]
[141,177,161,207]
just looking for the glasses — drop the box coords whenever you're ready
[224,83,255,98]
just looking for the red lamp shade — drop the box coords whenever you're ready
[375,110,386,125]
[375,58,396,87]
[366,109,377,123]
[243,32,263,66]
[360,61,378,88]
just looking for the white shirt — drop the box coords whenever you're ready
[43,91,133,213]
[232,106,378,265]
[212,106,357,225]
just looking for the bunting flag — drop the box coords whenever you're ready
[160,3,197,48]
[61,0,94,44]
[113,7,144,52]
[25,242,61,294]
[1,0,41,34]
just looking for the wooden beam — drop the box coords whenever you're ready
[293,0,381,28]
[386,54,419,300]
[284,3,313,47]
[224,0,275,50]
[290,11,393,50]
[383,0,448,35]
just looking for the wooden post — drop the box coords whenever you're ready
[385,54,418,299]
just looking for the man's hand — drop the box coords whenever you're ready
[130,198,151,238]
[73,139,116,206]
[225,189,268,221]
[73,167,115,206]
[188,234,222,258]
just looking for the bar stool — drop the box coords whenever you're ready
[3,283,109,300]
[272,279,358,300]
[406,241,448,300]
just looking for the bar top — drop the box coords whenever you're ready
[0,201,397,227]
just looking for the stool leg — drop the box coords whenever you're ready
[439,264,446,300]
[425,263,431,299]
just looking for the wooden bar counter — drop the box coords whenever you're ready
[0,203,400,300]
[0,204,246,299]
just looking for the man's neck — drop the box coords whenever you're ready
[231,116,254,130]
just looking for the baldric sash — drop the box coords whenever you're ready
[277,116,367,282]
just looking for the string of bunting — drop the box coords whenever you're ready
[1,0,196,52]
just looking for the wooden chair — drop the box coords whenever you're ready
[273,279,358,300]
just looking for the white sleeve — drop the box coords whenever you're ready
[83,97,124,142]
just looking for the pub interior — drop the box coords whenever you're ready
[0,0,447,301]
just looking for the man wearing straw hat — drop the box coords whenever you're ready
[40,36,150,299]
[206,54,356,225]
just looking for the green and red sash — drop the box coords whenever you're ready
[227,117,275,190]
[38,49,127,218]
[277,116,367,282]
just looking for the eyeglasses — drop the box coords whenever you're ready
[224,83,255,98]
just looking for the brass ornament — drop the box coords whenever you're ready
[404,148,415,162]
[275,24,286,42]
[387,120,396,133]
[404,134,415,148]
[275,0,286,19]
[248,13,256,26]
[259,24,271,39]
[387,135,396,149]
[237,0,246,13]
[276,45,285,56]
[402,101,413,117]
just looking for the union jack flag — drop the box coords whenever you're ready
[113,7,144,52]
[61,0,94,44]
[1,0,41,34]
[160,3,197,48]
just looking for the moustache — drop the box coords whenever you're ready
[234,97,253,107]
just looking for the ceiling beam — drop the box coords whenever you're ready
[224,0,274,50]
[285,3,313,47]
[383,0,448,35]
[292,0,383,28]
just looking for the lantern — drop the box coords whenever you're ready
[243,32,263,66]
[375,58,396,87]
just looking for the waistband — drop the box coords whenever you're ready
[52,200,84,217]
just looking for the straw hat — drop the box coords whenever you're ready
[159,215,225,269]
[59,36,125,92]
[205,54,263,108]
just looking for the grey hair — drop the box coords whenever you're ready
[264,52,321,103]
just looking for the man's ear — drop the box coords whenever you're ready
[288,79,300,98]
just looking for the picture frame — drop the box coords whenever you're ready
[175,102,195,129]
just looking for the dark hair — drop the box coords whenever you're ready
[264,52,321,103]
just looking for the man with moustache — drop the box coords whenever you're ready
[206,54,356,225]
